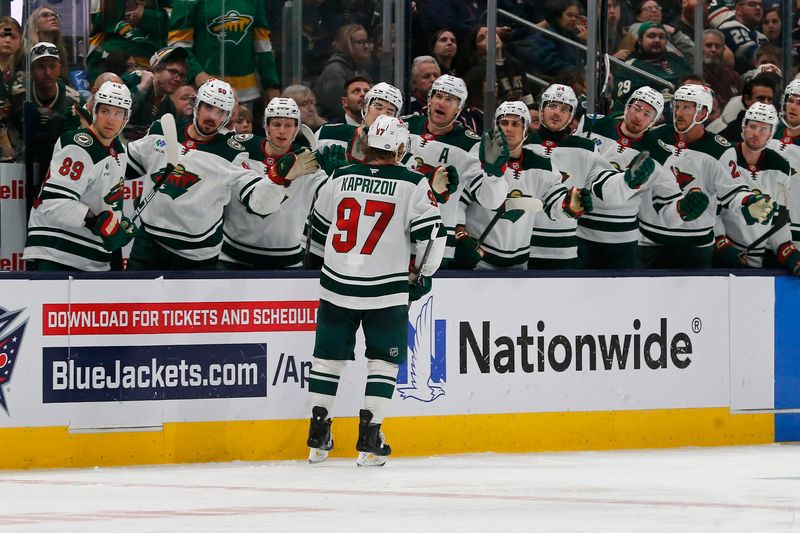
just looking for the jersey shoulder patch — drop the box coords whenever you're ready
[234,133,254,142]
[73,131,94,147]
[465,129,481,140]
[714,135,731,147]
[227,137,246,151]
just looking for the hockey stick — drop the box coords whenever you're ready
[128,113,180,225]
[410,222,441,286]
[739,185,790,257]
[475,197,544,249]
[299,123,318,151]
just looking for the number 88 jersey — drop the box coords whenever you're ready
[309,162,444,310]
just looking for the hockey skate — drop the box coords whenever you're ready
[356,409,391,467]
[307,406,333,464]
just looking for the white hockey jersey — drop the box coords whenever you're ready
[460,148,570,269]
[639,126,751,248]
[126,118,286,261]
[768,127,800,247]
[720,145,792,267]
[315,122,367,162]
[309,162,445,310]
[220,135,328,268]
[25,129,128,271]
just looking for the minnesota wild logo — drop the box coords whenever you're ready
[411,156,435,177]
[207,11,254,45]
[500,189,527,222]
[103,179,125,210]
[154,164,200,199]
[670,165,696,190]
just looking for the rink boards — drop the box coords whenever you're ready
[0,274,797,469]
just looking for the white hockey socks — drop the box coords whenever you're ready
[363,359,398,424]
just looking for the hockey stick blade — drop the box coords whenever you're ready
[300,123,318,151]
[129,113,180,224]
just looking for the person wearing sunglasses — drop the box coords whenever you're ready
[22,7,69,83]
[120,46,188,141]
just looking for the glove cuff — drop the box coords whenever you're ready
[482,162,507,177]
[562,188,584,218]
[714,235,734,252]
[777,242,800,265]
[265,163,287,186]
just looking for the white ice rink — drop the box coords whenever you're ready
[4,444,800,532]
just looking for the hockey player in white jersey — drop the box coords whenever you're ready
[639,84,775,268]
[580,86,710,268]
[125,79,290,270]
[305,115,445,467]
[457,100,592,269]
[219,97,323,269]
[25,81,135,271]
[769,79,800,247]
[717,103,799,273]
[403,74,509,265]
[525,83,656,269]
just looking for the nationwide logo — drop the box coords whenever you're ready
[154,164,201,199]
[398,296,446,402]
[0,307,28,415]
[207,11,254,45]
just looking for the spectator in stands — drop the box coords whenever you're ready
[621,0,696,64]
[421,0,485,46]
[613,22,692,109]
[467,25,535,109]
[409,56,441,114]
[22,7,69,82]
[121,46,188,141]
[458,66,486,134]
[313,24,372,121]
[234,104,253,134]
[431,29,459,76]
[169,0,280,107]
[103,50,137,77]
[87,0,170,82]
[608,0,634,60]
[703,29,742,110]
[742,45,782,81]
[65,71,124,131]
[523,0,585,77]
[329,76,370,125]
[719,74,776,141]
[0,17,22,161]
[719,0,768,73]
[669,0,709,41]
[761,5,782,46]
[283,85,328,132]
[170,84,196,119]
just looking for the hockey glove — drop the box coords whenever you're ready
[453,229,484,269]
[267,148,320,186]
[315,145,347,176]
[408,275,432,302]
[677,188,709,221]
[87,210,135,251]
[741,194,777,225]
[479,128,510,177]
[777,241,800,276]
[563,187,593,218]
[714,235,747,268]
[430,165,460,203]
[624,153,655,189]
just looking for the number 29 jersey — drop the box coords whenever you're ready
[309,162,444,310]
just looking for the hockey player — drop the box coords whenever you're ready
[639,84,775,268]
[402,74,510,265]
[219,97,323,269]
[24,81,135,271]
[581,87,709,268]
[305,115,445,467]
[457,100,592,269]
[717,103,799,273]
[525,83,656,269]
[769,79,800,246]
[125,79,298,270]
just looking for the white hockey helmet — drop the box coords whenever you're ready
[92,81,132,129]
[264,97,301,125]
[625,86,664,128]
[742,102,779,137]
[495,100,531,131]
[539,84,578,121]
[428,74,468,110]
[780,79,800,126]
[363,82,403,116]
[672,84,713,134]
[367,115,409,154]
[193,78,235,133]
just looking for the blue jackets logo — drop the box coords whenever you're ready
[0,307,28,415]
[398,296,446,402]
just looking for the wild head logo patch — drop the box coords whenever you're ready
[207,11,254,45]
[671,165,696,190]
[154,164,200,199]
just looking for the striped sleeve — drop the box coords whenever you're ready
[167,0,202,81]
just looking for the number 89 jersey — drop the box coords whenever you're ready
[309,162,443,310]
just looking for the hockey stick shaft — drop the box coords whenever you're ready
[410,222,441,286]
[740,205,789,256]
[128,113,180,225]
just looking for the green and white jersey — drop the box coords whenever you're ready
[315,122,367,163]
[310,162,445,310]
[25,129,127,271]
[639,126,751,248]
[720,145,792,267]
[401,114,508,260]
[580,115,686,243]
[524,130,632,259]
[460,148,569,269]
[768,127,800,246]
[126,118,286,261]
[221,135,327,268]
